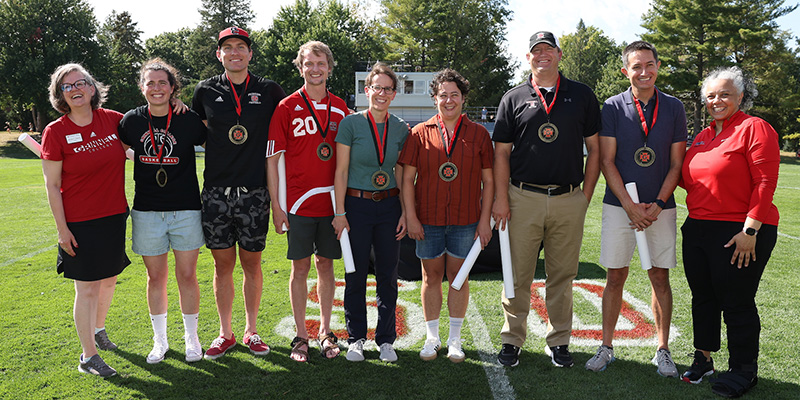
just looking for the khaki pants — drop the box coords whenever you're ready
[500,186,588,348]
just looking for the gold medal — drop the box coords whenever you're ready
[371,170,390,190]
[228,124,248,145]
[438,161,458,182]
[317,142,333,161]
[156,167,168,188]
[634,146,656,167]
[538,122,559,143]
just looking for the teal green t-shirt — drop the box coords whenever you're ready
[336,112,410,191]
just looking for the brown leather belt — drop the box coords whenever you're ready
[346,187,400,201]
[510,179,577,196]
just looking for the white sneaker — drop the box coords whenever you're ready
[585,345,615,372]
[652,348,679,377]
[379,343,398,362]
[146,335,169,364]
[346,339,365,362]
[419,338,440,361]
[447,339,465,363]
[185,334,202,363]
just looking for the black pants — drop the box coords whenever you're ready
[681,218,777,369]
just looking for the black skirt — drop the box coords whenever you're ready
[57,210,131,281]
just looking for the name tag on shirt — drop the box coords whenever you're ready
[66,133,83,144]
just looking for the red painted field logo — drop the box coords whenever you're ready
[528,279,678,347]
[275,279,424,350]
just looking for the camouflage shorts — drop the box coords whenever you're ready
[201,186,269,252]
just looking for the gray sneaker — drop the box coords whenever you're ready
[95,329,117,350]
[78,354,117,377]
[652,348,679,377]
[346,339,365,362]
[379,343,398,362]
[585,345,615,372]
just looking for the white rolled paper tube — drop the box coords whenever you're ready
[624,182,652,271]
[330,190,356,274]
[451,218,496,290]
[18,133,42,158]
[277,153,288,232]
[125,148,135,161]
[499,222,515,299]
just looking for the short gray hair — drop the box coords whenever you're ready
[48,63,108,114]
[701,66,758,111]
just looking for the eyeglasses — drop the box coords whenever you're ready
[61,79,89,92]
[368,85,395,94]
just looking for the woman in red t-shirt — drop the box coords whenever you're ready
[399,69,494,363]
[41,64,129,378]
[679,66,779,397]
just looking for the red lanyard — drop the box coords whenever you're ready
[147,105,172,163]
[437,113,464,157]
[367,110,388,166]
[632,89,659,138]
[299,87,332,139]
[531,75,561,117]
[226,73,250,118]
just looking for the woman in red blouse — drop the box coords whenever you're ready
[399,69,494,363]
[679,66,779,397]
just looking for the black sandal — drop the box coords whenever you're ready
[319,332,340,359]
[290,336,309,362]
[711,372,758,398]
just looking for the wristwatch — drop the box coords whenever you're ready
[743,227,758,236]
[654,199,667,209]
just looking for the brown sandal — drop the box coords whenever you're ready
[290,336,309,362]
[319,332,340,359]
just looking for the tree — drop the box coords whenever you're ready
[97,11,145,113]
[255,0,384,99]
[192,0,256,79]
[594,51,630,103]
[558,20,619,92]
[642,0,797,134]
[381,0,515,106]
[0,0,104,130]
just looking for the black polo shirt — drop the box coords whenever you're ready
[192,72,286,187]
[493,73,600,186]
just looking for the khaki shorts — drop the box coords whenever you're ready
[599,204,677,269]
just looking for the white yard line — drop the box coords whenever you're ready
[466,299,515,400]
[0,245,55,268]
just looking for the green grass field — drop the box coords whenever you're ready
[1,134,798,399]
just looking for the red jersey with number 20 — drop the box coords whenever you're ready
[268,89,349,217]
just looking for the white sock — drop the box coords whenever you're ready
[448,317,464,344]
[182,313,199,338]
[94,327,105,334]
[425,319,440,341]
[150,313,167,339]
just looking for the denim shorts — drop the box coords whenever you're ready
[131,209,204,256]
[415,222,478,260]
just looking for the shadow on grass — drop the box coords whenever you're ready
[780,154,800,166]
[0,132,40,159]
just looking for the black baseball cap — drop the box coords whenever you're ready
[218,27,251,47]
[529,31,559,51]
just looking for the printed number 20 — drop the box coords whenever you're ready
[292,116,317,137]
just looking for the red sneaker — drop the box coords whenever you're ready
[243,333,270,355]
[204,335,236,360]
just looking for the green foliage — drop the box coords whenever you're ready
[381,0,515,106]
[594,52,631,103]
[97,11,145,113]
[0,0,105,130]
[255,0,384,98]
[558,20,620,92]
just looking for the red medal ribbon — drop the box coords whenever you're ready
[531,75,561,118]
[632,88,659,139]
[147,105,172,164]
[367,110,388,166]
[436,113,464,158]
[226,73,251,118]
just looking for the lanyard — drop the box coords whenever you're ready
[147,105,172,164]
[531,75,561,118]
[632,89,659,141]
[437,113,464,158]
[367,110,388,167]
[299,87,332,139]
[225,73,251,118]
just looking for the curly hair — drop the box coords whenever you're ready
[139,58,181,99]
[48,63,108,114]
[429,68,470,99]
[701,66,758,111]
